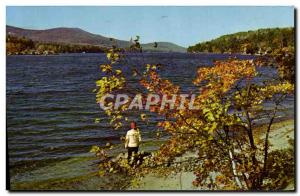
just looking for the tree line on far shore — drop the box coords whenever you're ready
[187,27,294,55]
[6,35,107,55]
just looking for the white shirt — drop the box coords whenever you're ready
[125,129,141,148]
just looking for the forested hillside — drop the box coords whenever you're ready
[188,27,294,54]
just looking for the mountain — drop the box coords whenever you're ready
[6,25,130,48]
[187,27,294,54]
[142,42,186,53]
[6,25,186,52]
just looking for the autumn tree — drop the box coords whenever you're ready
[93,38,294,190]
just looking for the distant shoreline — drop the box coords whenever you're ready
[6,52,261,57]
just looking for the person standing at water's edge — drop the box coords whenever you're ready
[125,121,141,165]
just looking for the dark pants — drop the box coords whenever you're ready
[127,147,139,164]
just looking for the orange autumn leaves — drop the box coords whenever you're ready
[194,59,257,98]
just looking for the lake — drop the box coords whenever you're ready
[6,53,294,181]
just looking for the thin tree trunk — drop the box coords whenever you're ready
[229,149,243,189]
[260,108,277,187]
[243,109,259,189]
[179,171,183,190]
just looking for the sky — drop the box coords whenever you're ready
[6,6,294,47]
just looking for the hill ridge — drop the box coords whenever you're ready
[6,25,186,53]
